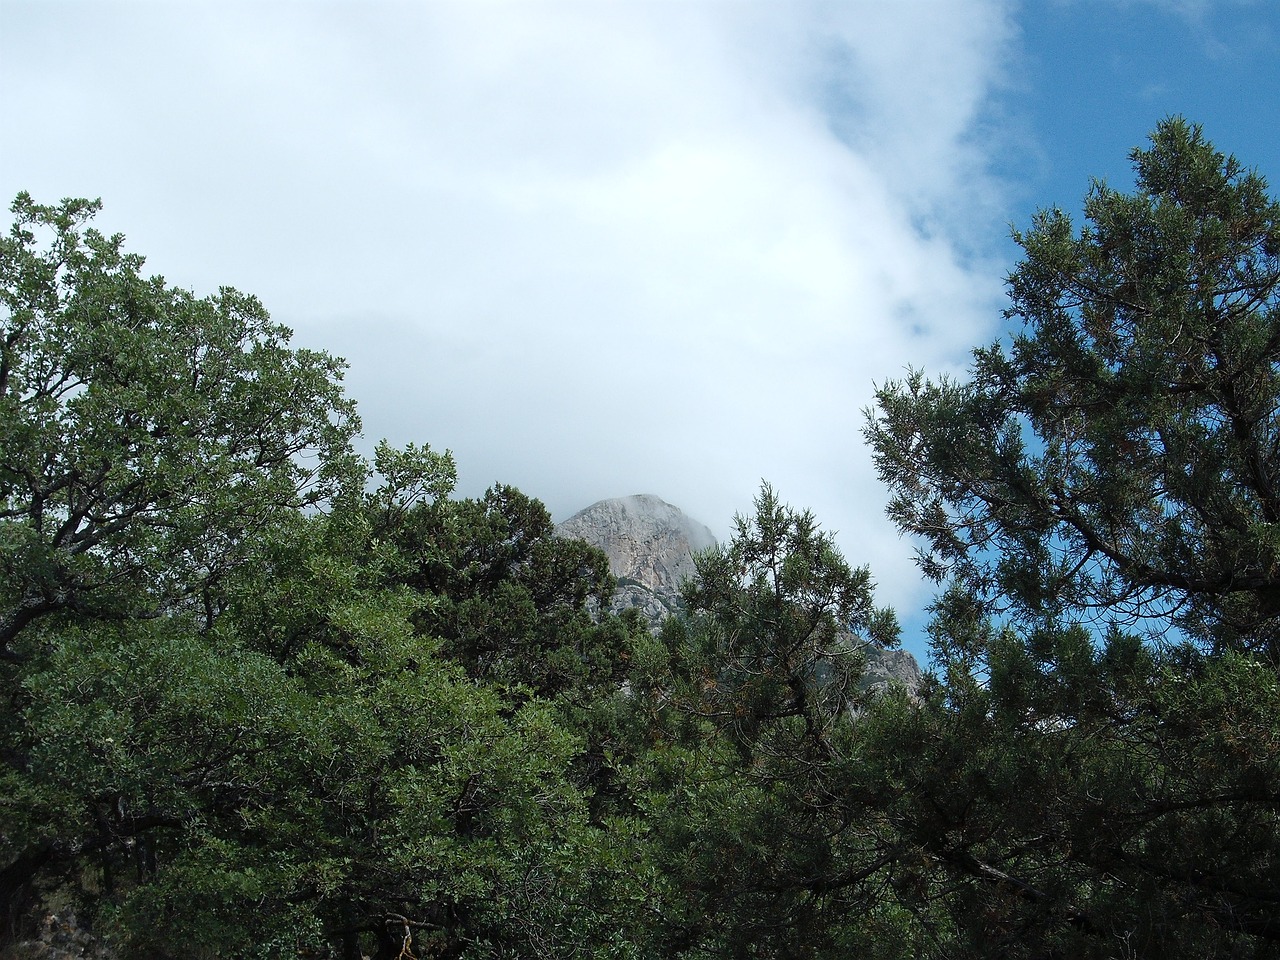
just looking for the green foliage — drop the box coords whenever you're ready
[866,119,1280,956]
[0,193,361,658]
[10,117,1280,959]
[368,480,624,702]
[668,484,898,754]
[855,628,1280,958]
[869,118,1280,654]
[0,194,648,958]
[630,485,918,958]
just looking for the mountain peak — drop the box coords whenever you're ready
[557,494,717,622]
[558,495,717,588]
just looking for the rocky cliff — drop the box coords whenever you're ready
[557,494,717,623]
[557,494,920,694]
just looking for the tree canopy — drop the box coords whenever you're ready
[6,117,1280,959]
[865,117,1280,957]
[0,195,647,959]
[869,119,1280,654]
[0,193,361,658]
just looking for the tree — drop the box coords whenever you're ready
[366,472,626,704]
[0,193,361,659]
[869,118,1280,656]
[865,119,1280,956]
[635,485,918,959]
[7,500,607,959]
[0,193,361,937]
[669,484,898,754]
[0,194,650,956]
[201,449,651,960]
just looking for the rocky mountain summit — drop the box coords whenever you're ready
[557,494,921,695]
[557,494,717,624]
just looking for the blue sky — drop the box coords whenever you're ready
[1,0,1277,666]
[1007,2,1278,220]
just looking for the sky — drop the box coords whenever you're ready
[3,0,1278,663]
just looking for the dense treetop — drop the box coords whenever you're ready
[869,119,1280,653]
[4,118,1280,958]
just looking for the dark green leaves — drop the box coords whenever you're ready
[869,119,1280,653]
[0,194,361,658]
[865,120,1280,957]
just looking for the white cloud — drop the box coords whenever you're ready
[1,0,1019,633]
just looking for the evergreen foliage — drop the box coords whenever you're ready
[632,485,910,958]
[0,195,648,958]
[866,118,1280,956]
[4,117,1280,958]
[869,118,1280,653]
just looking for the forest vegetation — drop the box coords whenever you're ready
[3,118,1280,958]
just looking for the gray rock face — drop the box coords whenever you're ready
[557,494,717,623]
[558,494,921,695]
[852,642,923,697]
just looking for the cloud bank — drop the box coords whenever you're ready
[2,1,1018,630]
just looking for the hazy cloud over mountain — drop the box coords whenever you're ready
[4,1,1020,628]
